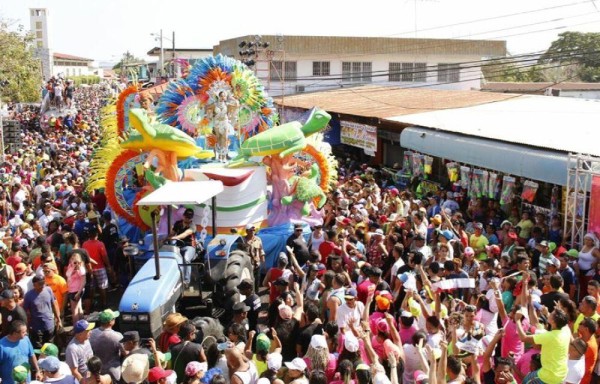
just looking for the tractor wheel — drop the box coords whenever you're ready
[221,250,254,319]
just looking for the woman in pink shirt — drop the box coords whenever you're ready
[66,252,86,322]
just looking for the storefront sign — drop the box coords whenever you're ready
[588,176,600,235]
[340,121,377,152]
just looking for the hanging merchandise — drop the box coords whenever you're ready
[412,154,424,177]
[481,171,489,198]
[423,156,433,177]
[521,180,539,203]
[488,172,500,200]
[470,169,484,198]
[446,162,459,183]
[460,166,472,190]
[500,175,516,205]
[550,185,560,216]
[403,151,414,175]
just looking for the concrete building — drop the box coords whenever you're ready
[52,53,96,77]
[147,47,213,78]
[214,35,507,96]
[30,8,53,80]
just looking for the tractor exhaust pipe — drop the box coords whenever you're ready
[151,211,161,280]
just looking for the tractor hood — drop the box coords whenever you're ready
[119,252,183,313]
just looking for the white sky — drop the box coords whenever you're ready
[1,0,599,63]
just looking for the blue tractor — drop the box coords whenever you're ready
[118,181,254,338]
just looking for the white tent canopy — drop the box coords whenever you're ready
[136,181,224,206]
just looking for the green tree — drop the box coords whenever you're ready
[539,31,600,82]
[0,21,42,102]
[482,59,545,82]
[112,51,145,70]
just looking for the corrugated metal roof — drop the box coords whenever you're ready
[387,95,600,156]
[53,52,93,62]
[275,86,517,119]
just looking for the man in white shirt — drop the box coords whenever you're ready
[565,338,587,384]
[336,288,364,330]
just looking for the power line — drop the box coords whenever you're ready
[270,47,598,83]
[386,0,593,37]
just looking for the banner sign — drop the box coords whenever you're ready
[340,121,377,152]
[588,175,600,235]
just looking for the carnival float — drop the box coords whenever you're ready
[87,54,337,266]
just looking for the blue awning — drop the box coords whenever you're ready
[400,127,570,186]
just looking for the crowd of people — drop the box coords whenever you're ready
[0,84,599,384]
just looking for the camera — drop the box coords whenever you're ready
[141,338,152,348]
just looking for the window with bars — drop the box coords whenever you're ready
[312,61,330,76]
[437,63,460,83]
[270,61,297,81]
[389,62,427,82]
[342,62,372,83]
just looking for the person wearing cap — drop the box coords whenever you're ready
[147,365,174,384]
[237,279,261,331]
[469,222,489,261]
[283,357,308,384]
[335,288,364,330]
[82,227,113,309]
[121,352,150,384]
[89,309,123,382]
[229,302,251,331]
[501,230,518,259]
[23,274,62,348]
[242,223,265,291]
[286,223,310,266]
[169,208,197,287]
[244,331,280,377]
[39,355,76,384]
[0,289,27,337]
[65,320,95,382]
[537,241,559,276]
[0,320,42,384]
[34,342,71,376]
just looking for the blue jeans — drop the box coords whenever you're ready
[181,246,195,284]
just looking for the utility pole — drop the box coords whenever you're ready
[159,29,164,78]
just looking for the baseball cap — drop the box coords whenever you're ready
[98,309,120,324]
[184,362,206,377]
[310,334,327,349]
[548,258,560,268]
[500,220,512,228]
[1,290,14,299]
[34,343,59,357]
[267,352,283,371]
[73,320,95,334]
[414,370,429,383]
[284,357,307,372]
[539,240,549,247]
[12,366,29,383]
[474,222,483,230]
[121,331,140,343]
[147,367,173,383]
[278,304,293,320]
[39,356,60,373]
[374,228,384,236]
[507,231,518,239]
[464,247,475,256]
[401,310,413,318]
[245,223,256,230]
[344,288,357,299]
[566,249,579,258]
[273,277,288,287]
[256,333,271,352]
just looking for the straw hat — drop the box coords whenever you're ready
[163,313,187,331]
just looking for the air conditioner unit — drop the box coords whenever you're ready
[295,85,305,93]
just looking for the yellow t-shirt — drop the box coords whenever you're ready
[469,234,489,260]
[533,327,570,384]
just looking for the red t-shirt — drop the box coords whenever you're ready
[6,255,22,270]
[357,279,375,304]
[82,239,107,270]
[319,241,341,264]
